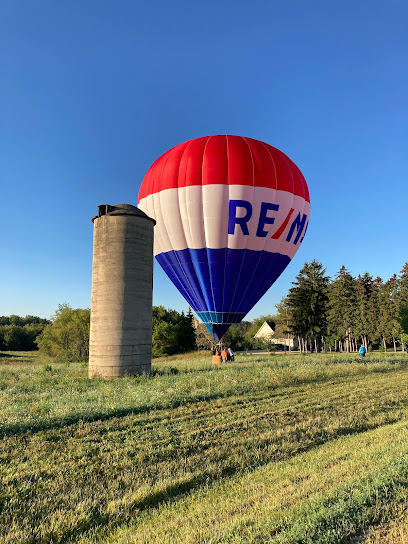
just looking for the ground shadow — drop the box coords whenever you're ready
[29,415,408,544]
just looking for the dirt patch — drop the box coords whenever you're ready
[0,359,33,366]
[349,528,371,542]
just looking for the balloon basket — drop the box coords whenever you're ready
[212,355,222,365]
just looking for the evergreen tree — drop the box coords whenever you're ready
[285,260,329,352]
[399,263,408,304]
[354,273,373,349]
[377,274,400,351]
[366,277,383,346]
[327,266,357,352]
[398,263,408,345]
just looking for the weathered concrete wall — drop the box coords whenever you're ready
[89,204,155,378]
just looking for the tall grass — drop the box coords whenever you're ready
[100,420,408,544]
[1,351,405,435]
[1,351,408,543]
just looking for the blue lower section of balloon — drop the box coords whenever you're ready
[156,248,291,340]
[196,312,247,342]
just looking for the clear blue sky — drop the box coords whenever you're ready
[1,0,407,320]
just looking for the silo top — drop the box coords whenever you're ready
[92,204,156,224]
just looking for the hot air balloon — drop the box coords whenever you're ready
[138,135,310,341]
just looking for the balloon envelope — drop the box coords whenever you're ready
[138,135,310,340]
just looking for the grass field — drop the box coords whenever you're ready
[1,350,408,543]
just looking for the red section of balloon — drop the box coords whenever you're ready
[138,135,309,202]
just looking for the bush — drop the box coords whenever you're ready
[152,306,196,357]
[36,304,90,362]
[0,323,47,351]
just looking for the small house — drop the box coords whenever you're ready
[254,321,298,350]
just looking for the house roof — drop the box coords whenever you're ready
[254,321,275,339]
[273,324,289,338]
[254,320,294,340]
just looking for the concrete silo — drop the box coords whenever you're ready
[89,204,156,378]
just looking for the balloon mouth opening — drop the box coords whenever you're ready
[207,325,228,342]
[196,312,247,341]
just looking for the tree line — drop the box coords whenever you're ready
[3,260,407,358]
[276,261,408,352]
[1,304,268,358]
[35,304,196,360]
[0,304,196,361]
[0,315,50,351]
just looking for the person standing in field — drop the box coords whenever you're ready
[228,347,234,361]
[359,345,367,358]
[221,348,228,364]
[405,342,408,355]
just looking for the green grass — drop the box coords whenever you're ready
[1,350,408,543]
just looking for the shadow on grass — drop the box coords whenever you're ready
[0,352,41,359]
[0,388,257,437]
[3,363,407,438]
[150,367,180,376]
[0,352,28,359]
[22,415,408,544]
[150,365,222,376]
[29,467,240,544]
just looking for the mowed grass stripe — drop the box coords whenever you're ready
[97,420,408,544]
[1,360,408,543]
[0,354,406,435]
[363,505,408,544]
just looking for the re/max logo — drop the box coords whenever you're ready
[228,200,308,244]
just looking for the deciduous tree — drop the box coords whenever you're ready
[36,304,90,361]
[152,306,195,357]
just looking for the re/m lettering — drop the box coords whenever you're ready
[228,199,308,244]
